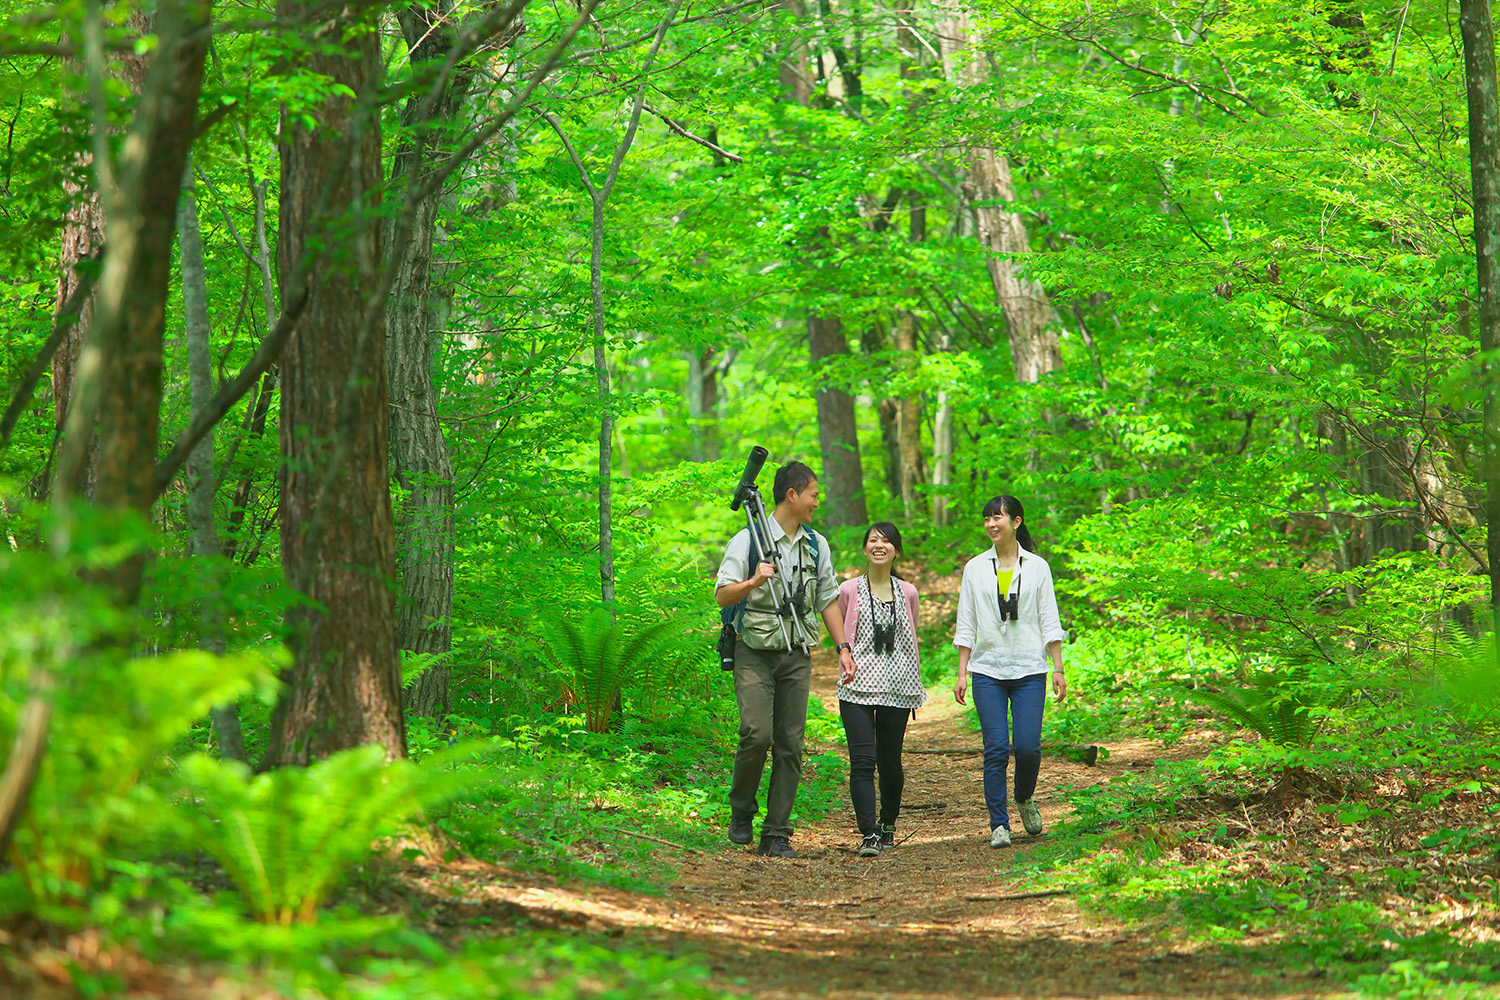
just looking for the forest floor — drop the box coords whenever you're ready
[410,656,1332,1000]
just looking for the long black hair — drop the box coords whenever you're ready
[863,521,905,581]
[981,495,1036,552]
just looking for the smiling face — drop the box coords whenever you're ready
[780,478,820,525]
[984,509,1022,548]
[864,528,899,569]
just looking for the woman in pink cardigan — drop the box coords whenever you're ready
[835,522,924,857]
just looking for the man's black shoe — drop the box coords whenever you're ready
[757,835,797,858]
[728,812,754,845]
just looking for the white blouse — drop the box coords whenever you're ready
[953,546,1067,681]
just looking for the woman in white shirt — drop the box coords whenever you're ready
[836,522,924,858]
[953,496,1067,848]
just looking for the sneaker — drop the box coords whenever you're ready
[989,825,1012,849]
[858,833,882,857]
[879,823,897,848]
[1018,799,1043,836]
[757,835,798,858]
[728,812,754,845]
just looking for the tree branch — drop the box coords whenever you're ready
[643,102,743,162]
[0,249,102,442]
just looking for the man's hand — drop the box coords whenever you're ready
[751,561,776,587]
[838,648,856,684]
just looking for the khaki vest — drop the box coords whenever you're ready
[740,532,821,651]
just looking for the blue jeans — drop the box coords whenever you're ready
[971,672,1046,830]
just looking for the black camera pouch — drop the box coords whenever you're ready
[718,603,741,671]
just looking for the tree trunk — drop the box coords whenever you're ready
[686,348,724,462]
[388,4,469,721]
[52,190,103,492]
[892,311,925,520]
[50,13,149,500]
[936,4,1061,384]
[894,194,927,520]
[859,322,901,500]
[57,0,211,599]
[4,0,209,848]
[179,159,245,761]
[808,314,869,529]
[262,2,404,766]
[931,327,954,527]
[1460,0,1500,641]
[223,179,278,565]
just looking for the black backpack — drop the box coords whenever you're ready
[716,528,821,670]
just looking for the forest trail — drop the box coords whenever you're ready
[418,653,1326,1000]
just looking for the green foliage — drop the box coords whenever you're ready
[1185,666,1333,749]
[543,606,685,733]
[173,744,483,925]
[0,510,279,910]
[0,0,1495,992]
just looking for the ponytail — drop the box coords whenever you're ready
[982,494,1036,553]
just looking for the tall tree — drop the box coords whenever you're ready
[548,0,680,608]
[262,2,405,765]
[50,12,148,497]
[1460,0,1500,645]
[892,193,928,521]
[686,347,730,462]
[57,0,211,590]
[2,0,210,850]
[387,2,484,721]
[178,160,245,760]
[937,4,1061,384]
[808,313,868,528]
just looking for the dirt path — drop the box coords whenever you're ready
[426,655,1325,998]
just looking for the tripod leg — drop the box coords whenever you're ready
[744,502,793,651]
[747,499,810,654]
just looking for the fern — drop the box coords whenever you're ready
[401,649,452,687]
[544,607,679,732]
[174,744,482,924]
[1186,666,1331,749]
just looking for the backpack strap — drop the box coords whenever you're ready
[721,530,759,632]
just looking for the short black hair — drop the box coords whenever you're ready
[772,461,817,504]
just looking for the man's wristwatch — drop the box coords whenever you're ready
[837,642,852,653]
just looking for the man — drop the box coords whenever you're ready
[715,461,856,857]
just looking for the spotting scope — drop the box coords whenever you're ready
[730,445,769,511]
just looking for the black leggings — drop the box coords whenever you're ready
[839,700,910,835]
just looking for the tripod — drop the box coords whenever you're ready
[738,482,813,656]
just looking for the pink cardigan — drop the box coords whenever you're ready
[838,576,921,668]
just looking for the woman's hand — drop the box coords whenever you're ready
[1046,640,1065,702]
[953,675,968,705]
[838,648,857,684]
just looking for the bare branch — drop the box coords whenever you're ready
[644,101,743,162]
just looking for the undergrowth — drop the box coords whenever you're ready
[1026,749,1500,998]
